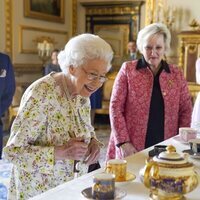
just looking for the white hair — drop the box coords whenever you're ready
[137,23,171,53]
[58,33,113,74]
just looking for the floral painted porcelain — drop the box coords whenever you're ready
[141,145,198,200]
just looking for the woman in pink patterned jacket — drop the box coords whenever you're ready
[106,23,192,160]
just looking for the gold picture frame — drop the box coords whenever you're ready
[19,25,68,54]
[82,1,143,71]
[24,0,64,23]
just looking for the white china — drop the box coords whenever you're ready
[115,171,136,186]
[140,145,199,200]
[173,135,189,145]
[183,149,200,159]
[81,187,126,199]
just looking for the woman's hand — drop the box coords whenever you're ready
[83,138,101,165]
[55,137,88,161]
[119,142,137,158]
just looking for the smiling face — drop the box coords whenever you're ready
[69,59,108,97]
[142,34,166,69]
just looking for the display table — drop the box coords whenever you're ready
[30,137,200,200]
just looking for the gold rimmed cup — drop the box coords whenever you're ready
[92,173,115,199]
[105,159,127,182]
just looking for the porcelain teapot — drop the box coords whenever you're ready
[140,145,198,200]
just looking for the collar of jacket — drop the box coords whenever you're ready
[136,56,171,73]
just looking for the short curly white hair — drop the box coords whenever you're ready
[58,33,113,74]
[137,23,171,54]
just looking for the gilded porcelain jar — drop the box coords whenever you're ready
[141,145,198,200]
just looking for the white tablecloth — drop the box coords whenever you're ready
[30,137,200,200]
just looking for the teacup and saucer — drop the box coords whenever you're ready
[105,159,136,185]
[81,172,126,199]
[173,127,197,144]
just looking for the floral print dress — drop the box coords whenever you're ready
[4,73,95,199]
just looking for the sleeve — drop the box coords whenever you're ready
[44,64,51,75]
[109,63,130,146]
[178,70,193,127]
[3,83,55,174]
[1,55,16,115]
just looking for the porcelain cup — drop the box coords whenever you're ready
[179,127,197,142]
[92,173,115,199]
[105,159,127,181]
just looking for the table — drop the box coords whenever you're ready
[30,137,200,200]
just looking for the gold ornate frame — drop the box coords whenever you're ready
[178,31,200,82]
[81,1,144,70]
[19,25,68,54]
[72,0,77,35]
[24,0,65,23]
[5,0,12,56]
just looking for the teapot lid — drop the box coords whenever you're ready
[153,145,189,165]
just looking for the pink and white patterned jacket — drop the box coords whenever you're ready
[106,59,192,160]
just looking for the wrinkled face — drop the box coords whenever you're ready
[70,59,108,97]
[142,34,166,68]
[127,42,137,53]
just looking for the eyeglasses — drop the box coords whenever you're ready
[81,67,108,83]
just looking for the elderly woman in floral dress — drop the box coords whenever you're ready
[4,33,113,199]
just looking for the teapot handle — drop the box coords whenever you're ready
[143,161,159,188]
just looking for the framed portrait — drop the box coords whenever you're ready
[82,1,143,71]
[19,25,68,54]
[24,0,64,23]
[94,25,130,70]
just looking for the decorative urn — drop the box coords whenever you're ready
[140,145,198,200]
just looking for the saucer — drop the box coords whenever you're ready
[172,135,189,144]
[182,149,200,159]
[115,172,136,186]
[81,187,126,199]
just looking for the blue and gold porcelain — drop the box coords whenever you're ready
[141,145,198,200]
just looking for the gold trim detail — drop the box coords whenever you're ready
[19,25,68,54]
[187,44,197,54]
[82,1,143,15]
[72,0,77,36]
[24,0,65,23]
[145,0,154,25]
[14,63,43,74]
[33,36,55,44]
[188,82,200,105]
[5,0,12,57]
[178,31,200,82]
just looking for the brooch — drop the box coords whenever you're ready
[168,79,173,87]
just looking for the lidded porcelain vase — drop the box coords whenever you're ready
[141,145,198,200]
